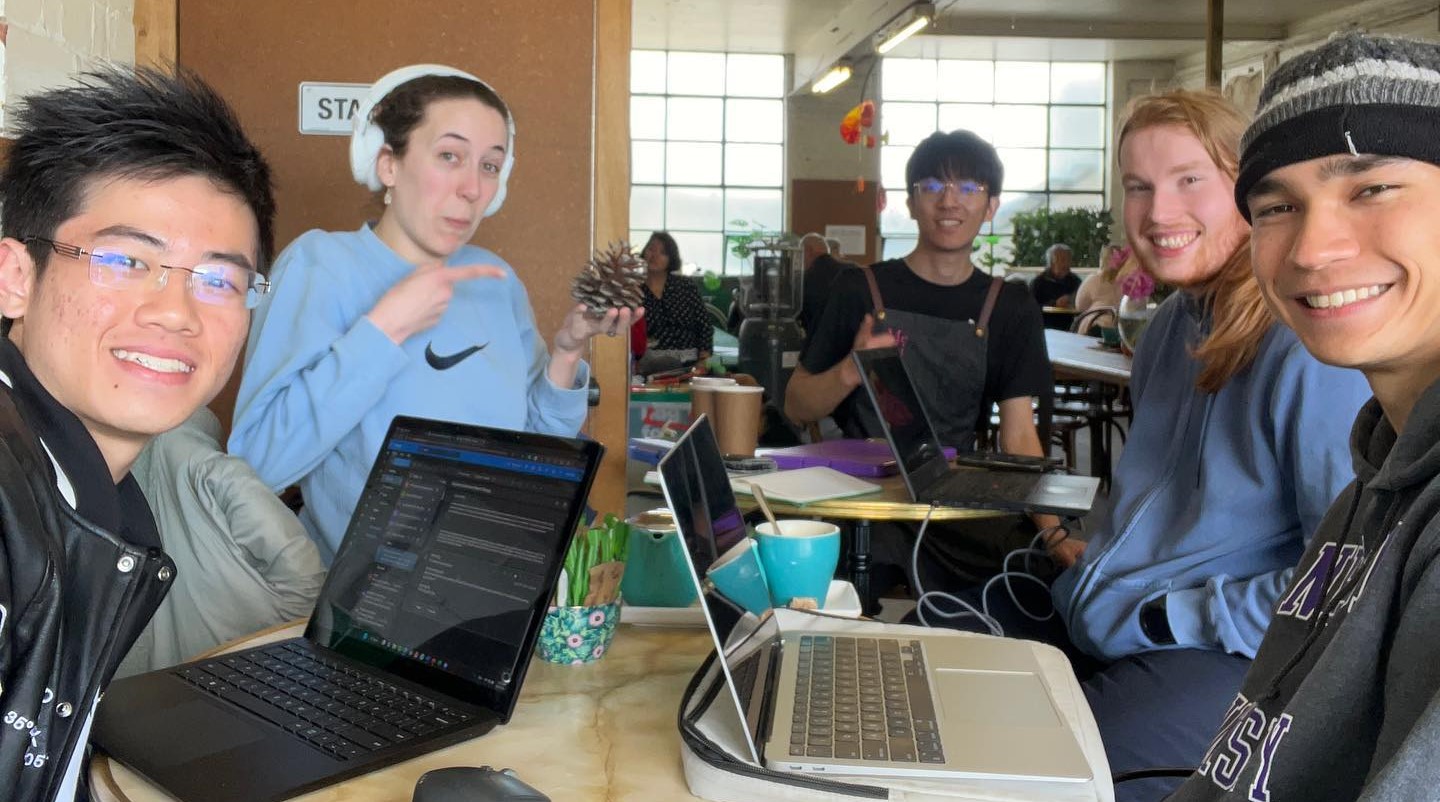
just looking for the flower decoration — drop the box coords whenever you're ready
[588,610,607,627]
[1108,245,1132,269]
[1120,268,1156,300]
[840,100,876,146]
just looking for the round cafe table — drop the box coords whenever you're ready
[735,474,1006,612]
[90,621,716,802]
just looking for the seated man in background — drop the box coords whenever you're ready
[0,68,274,801]
[1168,31,1440,801]
[785,130,1069,588]
[117,406,324,676]
[1031,242,1081,308]
[798,234,857,341]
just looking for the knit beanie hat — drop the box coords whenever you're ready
[1235,32,1440,220]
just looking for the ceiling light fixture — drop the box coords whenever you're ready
[812,61,854,94]
[874,2,936,55]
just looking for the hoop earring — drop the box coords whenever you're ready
[383,188,393,206]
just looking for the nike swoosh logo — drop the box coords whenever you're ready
[425,342,489,370]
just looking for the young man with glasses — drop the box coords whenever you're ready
[0,68,274,802]
[785,131,1068,587]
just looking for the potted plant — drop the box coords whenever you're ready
[538,515,630,665]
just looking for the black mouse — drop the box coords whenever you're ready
[413,766,550,802]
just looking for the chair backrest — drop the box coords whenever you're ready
[1072,306,1116,334]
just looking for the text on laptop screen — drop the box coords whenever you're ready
[309,419,591,708]
[862,353,947,477]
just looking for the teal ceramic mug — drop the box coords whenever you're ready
[754,520,841,608]
[619,509,697,607]
[705,537,772,616]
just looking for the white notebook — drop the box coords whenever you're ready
[729,466,880,505]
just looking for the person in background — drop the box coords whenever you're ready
[1075,243,1127,331]
[0,67,275,802]
[1168,32,1440,802]
[798,233,857,340]
[230,65,637,562]
[1031,242,1082,308]
[638,231,712,368]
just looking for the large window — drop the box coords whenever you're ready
[877,59,1107,266]
[630,50,786,275]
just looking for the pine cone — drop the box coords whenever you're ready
[571,241,646,318]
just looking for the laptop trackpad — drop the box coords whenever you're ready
[934,670,1061,728]
[134,699,268,765]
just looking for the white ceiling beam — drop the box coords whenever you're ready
[791,0,918,94]
[928,16,1286,41]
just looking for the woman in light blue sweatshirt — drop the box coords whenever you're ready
[230,65,638,561]
[1011,91,1369,801]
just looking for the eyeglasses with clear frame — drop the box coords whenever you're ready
[22,236,270,310]
[911,178,989,201]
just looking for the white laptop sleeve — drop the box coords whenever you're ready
[678,610,1114,802]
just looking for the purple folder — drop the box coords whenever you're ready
[759,440,957,477]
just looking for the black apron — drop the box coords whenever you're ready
[848,265,1003,452]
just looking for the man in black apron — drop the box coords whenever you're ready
[785,130,1070,593]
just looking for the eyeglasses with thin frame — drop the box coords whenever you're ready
[911,178,988,200]
[22,237,269,310]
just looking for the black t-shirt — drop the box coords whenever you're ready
[799,254,856,341]
[799,259,1050,438]
[1031,271,1082,307]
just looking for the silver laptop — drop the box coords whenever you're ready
[658,416,1092,782]
[853,347,1099,517]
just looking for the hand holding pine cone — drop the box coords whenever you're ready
[571,242,646,319]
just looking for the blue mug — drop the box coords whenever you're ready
[706,538,772,616]
[619,510,697,607]
[754,520,840,608]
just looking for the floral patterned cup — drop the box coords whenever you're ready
[537,600,621,664]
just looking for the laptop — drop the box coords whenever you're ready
[658,416,1092,782]
[93,416,604,802]
[852,347,1099,517]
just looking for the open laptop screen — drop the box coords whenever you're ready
[853,347,951,495]
[308,416,601,719]
[656,416,748,577]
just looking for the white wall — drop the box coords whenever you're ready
[0,0,135,129]
[786,64,883,183]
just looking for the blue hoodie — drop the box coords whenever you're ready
[1052,291,1370,660]
[229,226,589,561]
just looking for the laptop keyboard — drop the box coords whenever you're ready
[172,641,474,761]
[788,635,944,764]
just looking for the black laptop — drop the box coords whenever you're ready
[93,416,604,802]
[852,347,1097,517]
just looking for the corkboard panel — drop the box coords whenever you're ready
[178,0,597,431]
[789,179,879,265]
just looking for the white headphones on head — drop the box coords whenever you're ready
[349,63,516,218]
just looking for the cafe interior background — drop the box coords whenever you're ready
[0,0,1434,521]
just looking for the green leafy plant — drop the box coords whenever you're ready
[1008,207,1114,268]
[726,219,792,259]
[562,514,630,606]
[972,233,1003,271]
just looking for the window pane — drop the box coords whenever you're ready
[1051,62,1105,104]
[672,231,725,275]
[1049,106,1104,148]
[938,104,995,142]
[631,185,664,229]
[882,236,916,260]
[880,189,916,235]
[727,54,784,97]
[995,62,1049,103]
[883,102,938,146]
[726,99,784,143]
[938,60,994,102]
[667,97,724,141]
[630,231,652,259]
[881,145,914,191]
[631,96,666,140]
[993,192,1047,235]
[725,188,783,231]
[724,143,783,186]
[633,141,665,184]
[666,186,724,230]
[668,52,727,96]
[1049,149,1105,191]
[1049,193,1105,211]
[997,148,1046,191]
[632,51,666,94]
[882,58,938,101]
[667,142,722,184]
[992,105,1047,147]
